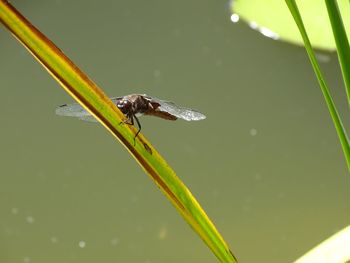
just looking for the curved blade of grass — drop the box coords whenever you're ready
[285,0,350,171]
[0,1,237,262]
[324,0,350,105]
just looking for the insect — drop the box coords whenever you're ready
[56,94,206,141]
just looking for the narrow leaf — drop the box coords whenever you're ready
[324,0,350,105]
[285,0,350,171]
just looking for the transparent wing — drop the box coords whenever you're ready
[55,103,90,118]
[78,115,98,122]
[55,97,122,122]
[147,96,206,121]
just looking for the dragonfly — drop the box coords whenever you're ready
[56,94,206,140]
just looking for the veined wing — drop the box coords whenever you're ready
[55,102,90,118]
[55,97,122,122]
[146,96,206,121]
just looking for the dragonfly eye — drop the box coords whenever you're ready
[117,100,132,114]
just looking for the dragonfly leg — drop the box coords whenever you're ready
[119,116,133,126]
[118,115,140,146]
[133,115,142,145]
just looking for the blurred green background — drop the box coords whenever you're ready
[1,1,349,262]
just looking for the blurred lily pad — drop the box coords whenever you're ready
[231,0,350,50]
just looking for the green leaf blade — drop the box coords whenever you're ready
[324,0,350,105]
[285,0,350,171]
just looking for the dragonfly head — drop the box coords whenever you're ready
[116,99,132,115]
